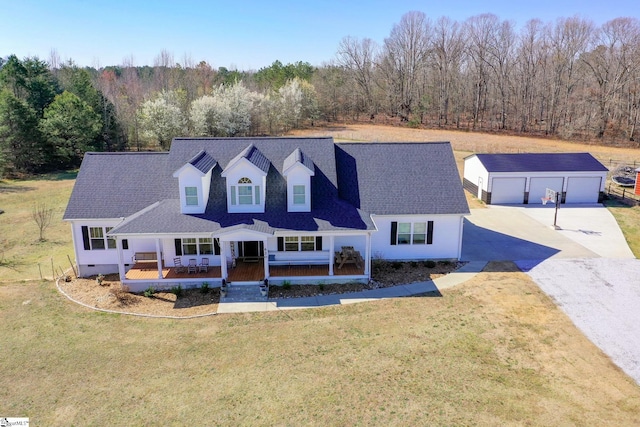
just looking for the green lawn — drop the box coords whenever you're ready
[605,199,640,257]
[0,172,76,282]
[1,268,639,425]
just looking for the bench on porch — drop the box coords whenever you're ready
[133,252,160,264]
[269,259,328,267]
[268,254,328,267]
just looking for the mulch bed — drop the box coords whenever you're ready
[58,261,463,317]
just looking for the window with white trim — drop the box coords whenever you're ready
[185,186,198,206]
[82,226,118,250]
[282,236,318,251]
[231,177,260,206]
[89,227,105,249]
[393,221,433,245]
[106,227,117,249]
[182,238,198,255]
[176,237,219,255]
[199,238,213,255]
[293,185,305,205]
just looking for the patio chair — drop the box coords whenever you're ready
[174,257,186,274]
[188,258,197,274]
[199,258,209,272]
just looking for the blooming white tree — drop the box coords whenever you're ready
[138,90,186,149]
[278,78,304,131]
[190,82,253,137]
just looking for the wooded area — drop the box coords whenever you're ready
[1,11,639,177]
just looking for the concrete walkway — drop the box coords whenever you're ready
[216,261,487,314]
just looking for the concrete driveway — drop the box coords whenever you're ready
[461,204,633,263]
[461,204,640,384]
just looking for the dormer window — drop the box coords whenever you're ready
[185,187,198,206]
[283,148,314,212]
[222,144,269,213]
[231,177,261,206]
[293,185,305,205]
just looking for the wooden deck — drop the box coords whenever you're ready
[227,260,265,282]
[125,260,365,282]
[125,262,222,281]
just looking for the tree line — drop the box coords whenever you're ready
[335,12,640,142]
[1,11,639,176]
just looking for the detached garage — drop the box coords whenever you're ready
[463,153,608,205]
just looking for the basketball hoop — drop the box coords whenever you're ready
[541,197,552,205]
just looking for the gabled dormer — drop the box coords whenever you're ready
[172,150,216,214]
[283,148,314,212]
[221,144,269,213]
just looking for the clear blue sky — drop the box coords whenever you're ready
[2,0,639,70]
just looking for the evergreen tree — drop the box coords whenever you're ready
[40,91,101,169]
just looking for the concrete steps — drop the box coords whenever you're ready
[220,284,267,303]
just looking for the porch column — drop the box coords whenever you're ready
[364,232,371,277]
[155,238,163,279]
[328,235,335,276]
[263,241,269,279]
[220,241,228,280]
[116,237,126,282]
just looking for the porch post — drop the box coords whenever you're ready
[328,235,335,276]
[155,238,163,279]
[220,241,228,280]
[263,241,269,279]
[116,237,126,282]
[364,232,371,277]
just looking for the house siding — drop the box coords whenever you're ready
[370,215,464,260]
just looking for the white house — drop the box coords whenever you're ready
[64,137,469,291]
[463,153,608,205]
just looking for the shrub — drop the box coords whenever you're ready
[200,282,210,293]
[391,261,403,270]
[424,260,436,268]
[282,280,291,290]
[410,261,418,268]
[143,286,155,298]
[318,283,325,291]
[171,285,183,298]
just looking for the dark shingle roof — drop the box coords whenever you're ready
[473,153,608,173]
[283,147,314,173]
[335,142,469,215]
[66,137,469,234]
[63,152,171,220]
[188,150,217,174]
[224,143,270,174]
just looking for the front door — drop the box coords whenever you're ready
[238,241,263,259]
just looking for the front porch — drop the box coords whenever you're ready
[124,259,365,283]
[124,262,222,281]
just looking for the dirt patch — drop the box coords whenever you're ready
[59,261,462,315]
[58,274,220,317]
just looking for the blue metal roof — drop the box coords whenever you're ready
[474,153,608,173]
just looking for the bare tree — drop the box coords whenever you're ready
[581,17,640,139]
[380,11,432,121]
[464,14,499,129]
[336,36,379,116]
[32,202,54,241]
[515,19,546,132]
[430,16,466,126]
[544,16,594,136]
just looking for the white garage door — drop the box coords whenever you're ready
[529,177,564,204]
[491,177,526,204]
[565,177,602,203]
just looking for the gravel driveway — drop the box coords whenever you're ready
[464,205,639,385]
[523,258,640,385]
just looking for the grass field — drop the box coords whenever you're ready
[1,125,639,425]
[0,172,76,282]
[1,263,639,425]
